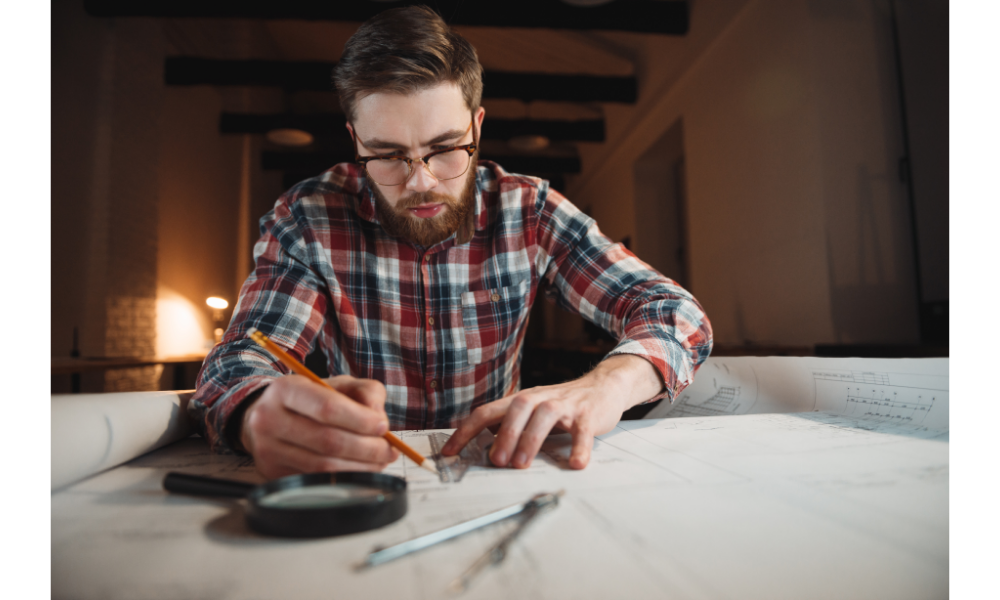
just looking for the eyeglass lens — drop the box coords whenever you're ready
[366,149,471,186]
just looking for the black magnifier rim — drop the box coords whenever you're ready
[246,472,407,538]
[163,470,407,538]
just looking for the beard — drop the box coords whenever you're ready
[371,158,478,247]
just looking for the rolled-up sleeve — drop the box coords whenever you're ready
[535,184,713,403]
[189,194,330,453]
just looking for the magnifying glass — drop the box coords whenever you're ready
[163,471,407,538]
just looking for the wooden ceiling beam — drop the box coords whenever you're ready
[221,113,605,143]
[86,0,688,35]
[167,58,637,103]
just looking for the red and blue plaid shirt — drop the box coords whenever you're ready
[190,161,713,453]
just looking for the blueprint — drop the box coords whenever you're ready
[646,356,948,436]
[52,411,948,599]
[51,357,949,599]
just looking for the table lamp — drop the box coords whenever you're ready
[206,297,229,344]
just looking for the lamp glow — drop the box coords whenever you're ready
[206,297,229,310]
[265,128,314,147]
[508,134,550,152]
[157,287,210,356]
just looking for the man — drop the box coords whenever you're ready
[190,6,712,479]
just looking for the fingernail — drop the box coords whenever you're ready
[514,452,528,468]
[492,449,507,466]
[375,421,388,435]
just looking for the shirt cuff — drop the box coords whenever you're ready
[212,376,276,454]
[605,335,701,404]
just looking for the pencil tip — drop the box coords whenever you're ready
[421,460,439,475]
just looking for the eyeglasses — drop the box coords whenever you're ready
[352,120,477,186]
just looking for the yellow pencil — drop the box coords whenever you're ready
[247,327,438,475]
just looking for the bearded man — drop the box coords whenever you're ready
[190,5,713,478]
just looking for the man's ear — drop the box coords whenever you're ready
[473,106,485,141]
[345,122,356,142]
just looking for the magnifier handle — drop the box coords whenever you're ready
[163,472,257,498]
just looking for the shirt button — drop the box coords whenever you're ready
[429,380,438,389]
[423,255,429,262]
[490,292,500,302]
[428,317,435,325]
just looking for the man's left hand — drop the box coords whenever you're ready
[440,354,663,470]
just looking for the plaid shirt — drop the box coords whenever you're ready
[190,161,713,453]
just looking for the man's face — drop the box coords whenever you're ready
[348,83,485,247]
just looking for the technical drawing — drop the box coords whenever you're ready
[647,360,759,419]
[666,385,741,418]
[702,386,738,410]
[843,387,933,423]
[812,369,948,431]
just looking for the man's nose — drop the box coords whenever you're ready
[405,159,438,193]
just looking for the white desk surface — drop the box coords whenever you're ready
[52,412,948,600]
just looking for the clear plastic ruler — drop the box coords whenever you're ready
[427,429,495,483]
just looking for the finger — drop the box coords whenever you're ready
[282,378,388,436]
[274,409,399,465]
[327,376,388,414]
[510,400,564,469]
[490,394,539,467]
[568,425,594,470]
[245,400,398,467]
[441,400,509,456]
[254,438,395,479]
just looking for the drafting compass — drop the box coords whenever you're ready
[358,490,565,593]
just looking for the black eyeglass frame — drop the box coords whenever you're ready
[351,119,478,187]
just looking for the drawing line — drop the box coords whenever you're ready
[812,371,948,392]
[614,427,751,483]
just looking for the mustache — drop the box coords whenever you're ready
[395,191,458,211]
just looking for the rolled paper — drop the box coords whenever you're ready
[51,391,195,490]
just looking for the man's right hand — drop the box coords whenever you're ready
[239,375,399,479]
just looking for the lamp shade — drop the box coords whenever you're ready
[206,297,229,310]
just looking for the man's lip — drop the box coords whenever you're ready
[407,203,446,218]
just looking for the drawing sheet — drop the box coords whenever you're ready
[52,412,948,599]
[646,356,949,433]
[51,391,195,490]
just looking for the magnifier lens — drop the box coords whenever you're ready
[259,483,388,509]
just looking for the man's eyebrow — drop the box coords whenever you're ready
[424,128,468,146]
[362,128,468,151]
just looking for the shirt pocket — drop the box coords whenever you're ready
[460,280,529,365]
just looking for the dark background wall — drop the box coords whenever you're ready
[50,0,949,392]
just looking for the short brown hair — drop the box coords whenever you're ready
[333,5,483,122]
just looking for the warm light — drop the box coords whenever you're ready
[157,287,211,356]
[206,297,229,310]
[265,128,314,147]
[508,134,550,151]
